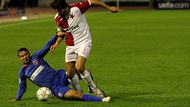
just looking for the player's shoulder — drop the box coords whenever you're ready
[69,3,81,12]
[54,13,60,19]
[18,66,26,75]
[20,65,27,70]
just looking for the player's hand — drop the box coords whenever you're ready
[109,6,123,13]
[50,44,58,53]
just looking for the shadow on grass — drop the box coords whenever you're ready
[111,91,164,102]
[111,90,190,105]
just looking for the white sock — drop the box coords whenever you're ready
[68,74,83,93]
[80,69,97,90]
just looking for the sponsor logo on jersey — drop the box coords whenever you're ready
[64,25,79,33]
[33,60,39,65]
[70,14,75,19]
[30,65,44,81]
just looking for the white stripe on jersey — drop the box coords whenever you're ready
[30,65,44,81]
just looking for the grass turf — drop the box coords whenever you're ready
[0,10,190,107]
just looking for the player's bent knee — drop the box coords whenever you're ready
[66,71,76,78]
[64,89,83,99]
[75,65,85,73]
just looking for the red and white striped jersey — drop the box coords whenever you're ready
[54,0,92,46]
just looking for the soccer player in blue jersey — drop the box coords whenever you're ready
[14,34,111,102]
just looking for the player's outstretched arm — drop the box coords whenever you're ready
[89,0,122,13]
[50,31,67,53]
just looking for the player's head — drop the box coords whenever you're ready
[50,0,70,19]
[17,47,31,65]
[50,0,68,10]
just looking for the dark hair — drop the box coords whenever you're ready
[17,47,30,57]
[50,0,68,9]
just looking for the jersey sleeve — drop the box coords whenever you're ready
[54,14,63,31]
[16,68,27,100]
[34,35,58,58]
[71,0,91,14]
[54,14,68,31]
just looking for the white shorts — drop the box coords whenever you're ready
[65,44,92,62]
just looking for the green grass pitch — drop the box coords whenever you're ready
[0,10,190,107]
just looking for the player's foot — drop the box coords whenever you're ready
[93,88,105,98]
[102,96,111,102]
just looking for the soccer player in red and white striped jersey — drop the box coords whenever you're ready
[50,0,121,97]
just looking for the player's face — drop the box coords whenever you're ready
[18,50,30,64]
[58,7,70,19]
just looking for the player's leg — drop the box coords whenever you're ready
[87,69,94,93]
[76,69,93,93]
[63,88,111,102]
[65,47,83,92]
[66,61,83,92]
[54,70,109,102]
[75,44,95,89]
[75,56,96,88]
[76,56,105,97]
[75,44,105,97]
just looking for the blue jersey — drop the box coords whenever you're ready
[16,35,69,100]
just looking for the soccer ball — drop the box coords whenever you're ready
[36,87,52,101]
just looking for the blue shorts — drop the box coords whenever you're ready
[54,86,71,98]
[52,70,71,98]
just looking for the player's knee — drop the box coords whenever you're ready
[73,90,83,99]
[65,89,83,99]
[75,65,84,73]
[66,71,75,78]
